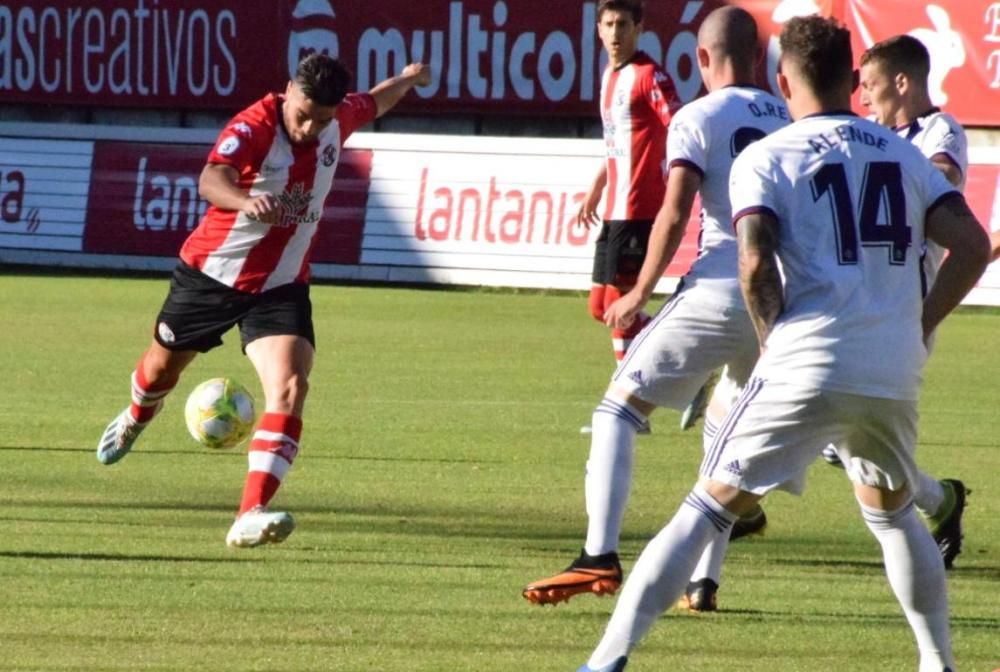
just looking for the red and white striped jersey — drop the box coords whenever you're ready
[180,92,377,293]
[599,51,679,221]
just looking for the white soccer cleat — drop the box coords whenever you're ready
[225,507,296,548]
[97,408,150,465]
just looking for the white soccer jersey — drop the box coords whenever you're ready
[730,113,958,400]
[896,109,969,292]
[667,86,789,308]
[897,109,968,190]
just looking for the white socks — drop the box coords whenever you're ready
[688,411,730,584]
[584,397,648,556]
[588,485,737,668]
[911,471,945,518]
[860,500,955,672]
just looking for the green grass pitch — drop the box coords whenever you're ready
[0,272,997,671]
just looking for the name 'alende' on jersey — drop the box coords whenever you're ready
[808,121,890,154]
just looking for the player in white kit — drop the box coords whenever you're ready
[818,34,975,567]
[577,15,989,672]
[523,7,787,610]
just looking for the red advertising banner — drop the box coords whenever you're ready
[842,0,1000,127]
[6,1,995,124]
[82,139,371,264]
[28,0,997,120]
[1,1,283,110]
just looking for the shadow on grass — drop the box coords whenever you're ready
[0,444,505,464]
[0,547,504,571]
[555,605,1000,630]
[0,550,250,563]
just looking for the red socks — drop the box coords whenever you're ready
[129,361,177,424]
[238,412,302,515]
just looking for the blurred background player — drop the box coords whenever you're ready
[819,34,978,567]
[577,0,678,371]
[97,54,431,548]
[577,15,988,672]
[523,6,786,610]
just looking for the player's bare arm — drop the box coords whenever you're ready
[929,153,963,187]
[369,63,432,118]
[198,163,279,224]
[604,166,701,328]
[922,194,990,339]
[576,164,608,228]
[990,230,1000,262]
[737,211,783,348]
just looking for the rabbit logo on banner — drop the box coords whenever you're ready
[908,5,966,105]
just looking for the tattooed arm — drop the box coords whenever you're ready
[737,212,784,350]
[923,193,990,340]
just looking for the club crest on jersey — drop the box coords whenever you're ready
[321,144,337,167]
[217,136,240,156]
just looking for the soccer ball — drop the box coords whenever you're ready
[184,378,256,449]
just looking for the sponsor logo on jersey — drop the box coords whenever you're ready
[157,322,176,344]
[231,122,253,137]
[217,136,240,156]
[275,182,317,227]
[627,370,644,385]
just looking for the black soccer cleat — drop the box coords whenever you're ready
[677,578,718,612]
[929,479,968,569]
[730,504,767,540]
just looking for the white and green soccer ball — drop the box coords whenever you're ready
[184,378,256,449]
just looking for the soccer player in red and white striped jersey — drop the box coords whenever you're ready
[97,54,431,549]
[579,0,679,363]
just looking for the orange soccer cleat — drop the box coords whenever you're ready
[522,549,623,605]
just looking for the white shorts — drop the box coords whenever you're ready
[612,290,759,410]
[703,378,920,496]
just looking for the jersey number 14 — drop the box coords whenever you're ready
[811,161,910,265]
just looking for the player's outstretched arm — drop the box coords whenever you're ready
[736,211,783,349]
[604,165,701,329]
[923,194,991,339]
[369,63,432,118]
[199,163,278,223]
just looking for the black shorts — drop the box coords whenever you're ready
[591,219,653,286]
[153,262,315,353]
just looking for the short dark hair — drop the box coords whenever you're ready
[597,0,643,24]
[779,15,853,93]
[861,35,931,83]
[294,53,351,106]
